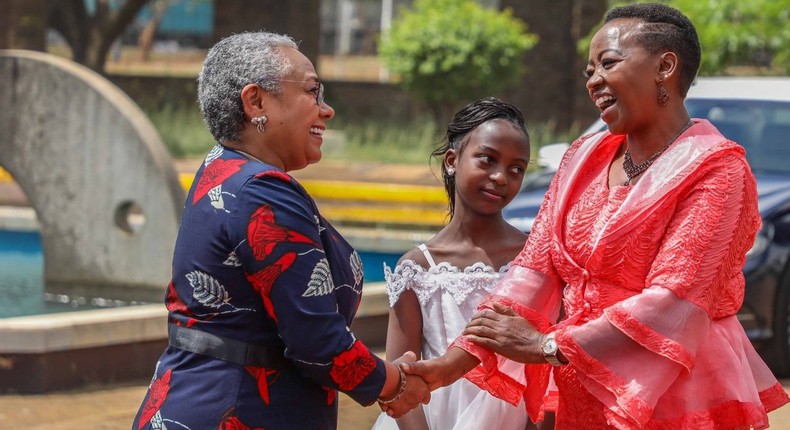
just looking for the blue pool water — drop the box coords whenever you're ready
[0,230,399,318]
[0,230,52,318]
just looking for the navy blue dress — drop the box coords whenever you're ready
[132,145,386,430]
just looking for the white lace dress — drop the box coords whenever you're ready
[372,244,528,430]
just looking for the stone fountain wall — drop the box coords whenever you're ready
[0,49,184,295]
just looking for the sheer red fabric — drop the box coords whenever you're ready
[453,120,790,429]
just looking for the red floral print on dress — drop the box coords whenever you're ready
[329,340,376,391]
[322,386,337,406]
[165,281,197,327]
[245,366,280,405]
[245,252,296,322]
[254,170,291,182]
[247,205,318,261]
[218,408,265,430]
[137,369,172,430]
[192,158,247,205]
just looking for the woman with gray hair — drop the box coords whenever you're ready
[132,32,429,429]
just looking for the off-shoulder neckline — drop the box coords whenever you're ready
[388,259,510,275]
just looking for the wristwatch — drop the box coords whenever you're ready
[541,332,563,366]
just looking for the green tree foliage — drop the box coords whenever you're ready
[379,0,538,123]
[579,0,790,75]
[669,0,790,74]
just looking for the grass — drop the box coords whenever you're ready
[144,105,215,158]
[45,45,580,165]
[324,118,442,165]
[143,104,581,169]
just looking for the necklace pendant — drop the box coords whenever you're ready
[621,119,693,187]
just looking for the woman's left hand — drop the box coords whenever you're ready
[463,302,546,364]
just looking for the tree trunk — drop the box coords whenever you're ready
[138,0,171,61]
[47,0,153,74]
[47,0,92,64]
[0,0,47,50]
[212,0,321,68]
[286,0,320,66]
[500,0,606,132]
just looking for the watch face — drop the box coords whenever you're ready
[542,337,558,355]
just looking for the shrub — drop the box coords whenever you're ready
[379,0,538,124]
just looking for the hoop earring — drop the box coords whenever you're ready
[251,115,268,133]
[657,80,669,107]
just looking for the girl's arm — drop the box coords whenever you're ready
[401,346,480,390]
[385,289,429,430]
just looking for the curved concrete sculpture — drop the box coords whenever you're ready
[0,50,184,296]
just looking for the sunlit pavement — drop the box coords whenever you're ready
[0,383,381,429]
[0,379,787,429]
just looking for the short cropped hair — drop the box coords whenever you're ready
[198,32,299,143]
[605,3,701,96]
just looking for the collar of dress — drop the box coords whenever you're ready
[552,119,743,255]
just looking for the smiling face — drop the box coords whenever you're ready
[264,47,335,171]
[585,19,663,135]
[448,119,530,216]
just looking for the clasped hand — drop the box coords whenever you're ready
[401,302,547,389]
[378,351,431,418]
[381,303,546,417]
[462,301,546,364]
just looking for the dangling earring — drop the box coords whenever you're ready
[657,80,669,107]
[446,168,455,176]
[251,115,268,133]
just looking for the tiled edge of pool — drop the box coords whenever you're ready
[0,206,39,232]
[0,284,390,394]
[0,304,170,393]
[0,304,168,353]
[0,283,390,354]
[1,206,407,392]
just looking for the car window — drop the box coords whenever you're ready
[687,99,790,174]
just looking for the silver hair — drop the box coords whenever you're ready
[197,32,299,143]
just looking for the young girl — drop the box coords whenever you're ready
[372,97,533,430]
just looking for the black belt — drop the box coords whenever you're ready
[168,323,292,369]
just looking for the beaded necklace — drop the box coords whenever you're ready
[622,119,692,185]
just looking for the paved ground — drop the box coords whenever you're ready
[0,380,382,429]
[0,378,788,429]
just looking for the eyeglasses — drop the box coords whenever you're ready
[273,79,325,106]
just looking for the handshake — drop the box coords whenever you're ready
[376,351,457,418]
[375,302,548,418]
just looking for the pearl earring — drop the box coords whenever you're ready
[251,115,268,133]
[447,168,455,176]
